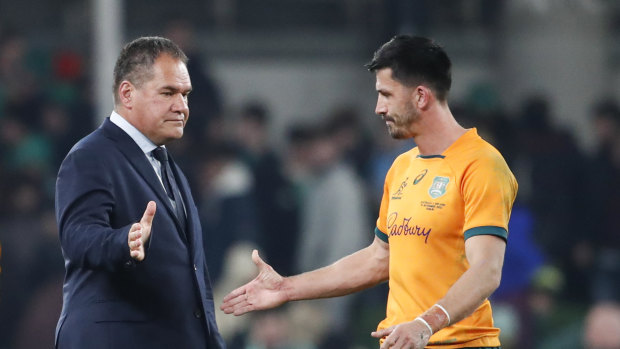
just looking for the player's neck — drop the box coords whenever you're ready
[414,107,466,156]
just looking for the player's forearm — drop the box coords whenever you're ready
[436,258,502,324]
[283,240,389,301]
[416,235,505,334]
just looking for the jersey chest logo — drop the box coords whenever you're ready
[413,169,428,185]
[429,176,449,199]
[391,177,408,199]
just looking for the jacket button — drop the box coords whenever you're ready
[193,309,202,318]
[193,264,197,271]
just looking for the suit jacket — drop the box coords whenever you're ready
[55,118,225,349]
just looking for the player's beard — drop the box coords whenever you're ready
[386,102,420,139]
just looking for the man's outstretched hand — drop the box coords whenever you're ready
[220,250,289,315]
[128,201,156,261]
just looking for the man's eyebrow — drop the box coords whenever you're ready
[161,85,192,94]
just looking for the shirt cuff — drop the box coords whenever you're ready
[464,226,508,242]
[375,227,389,243]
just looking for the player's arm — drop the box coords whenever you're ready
[372,234,505,348]
[429,151,514,330]
[221,236,390,316]
[288,235,390,300]
[432,234,505,327]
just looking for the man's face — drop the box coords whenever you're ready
[374,68,419,139]
[127,54,192,145]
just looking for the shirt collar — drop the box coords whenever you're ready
[110,111,160,155]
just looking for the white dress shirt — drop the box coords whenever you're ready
[110,111,181,212]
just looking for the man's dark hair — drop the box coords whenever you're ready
[366,35,452,101]
[113,36,188,105]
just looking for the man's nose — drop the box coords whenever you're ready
[172,94,189,114]
[375,98,387,115]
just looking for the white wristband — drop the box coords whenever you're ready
[434,303,451,325]
[414,316,433,336]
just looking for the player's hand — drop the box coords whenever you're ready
[220,249,288,315]
[371,319,431,349]
[128,201,156,261]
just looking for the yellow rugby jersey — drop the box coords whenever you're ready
[375,128,517,348]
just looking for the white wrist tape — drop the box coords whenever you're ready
[414,316,433,336]
[434,303,451,325]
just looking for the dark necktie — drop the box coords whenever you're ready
[152,147,187,234]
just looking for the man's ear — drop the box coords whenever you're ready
[413,86,433,110]
[118,80,134,109]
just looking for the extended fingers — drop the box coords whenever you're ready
[222,291,246,308]
[128,223,142,242]
[377,323,429,349]
[232,304,255,316]
[130,247,143,260]
[129,238,142,249]
[221,300,251,315]
[380,330,400,349]
[221,291,254,315]
[371,327,394,338]
[128,223,144,260]
[130,249,143,259]
[129,222,141,234]
[222,283,249,303]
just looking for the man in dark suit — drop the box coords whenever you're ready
[55,36,225,349]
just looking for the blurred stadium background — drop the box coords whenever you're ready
[1,0,620,348]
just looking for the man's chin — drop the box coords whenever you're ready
[158,131,184,145]
[387,128,407,140]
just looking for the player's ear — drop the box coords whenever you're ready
[118,80,135,108]
[414,86,432,110]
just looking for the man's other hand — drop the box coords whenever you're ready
[128,201,156,261]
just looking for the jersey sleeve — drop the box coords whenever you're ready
[461,149,518,241]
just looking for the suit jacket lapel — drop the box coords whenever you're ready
[101,119,188,240]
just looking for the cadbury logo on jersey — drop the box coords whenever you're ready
[387,212,431,243]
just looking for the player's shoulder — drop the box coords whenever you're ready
[447,129,508,168]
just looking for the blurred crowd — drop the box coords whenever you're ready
[1,23,620,349]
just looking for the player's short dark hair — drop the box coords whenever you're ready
[113,36,188,105]
[366,35,452,101]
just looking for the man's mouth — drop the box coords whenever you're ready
[383,116,395,123]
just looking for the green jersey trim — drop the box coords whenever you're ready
[375,227,389,243]
[416,154,446,159]
[464,226,508,242]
